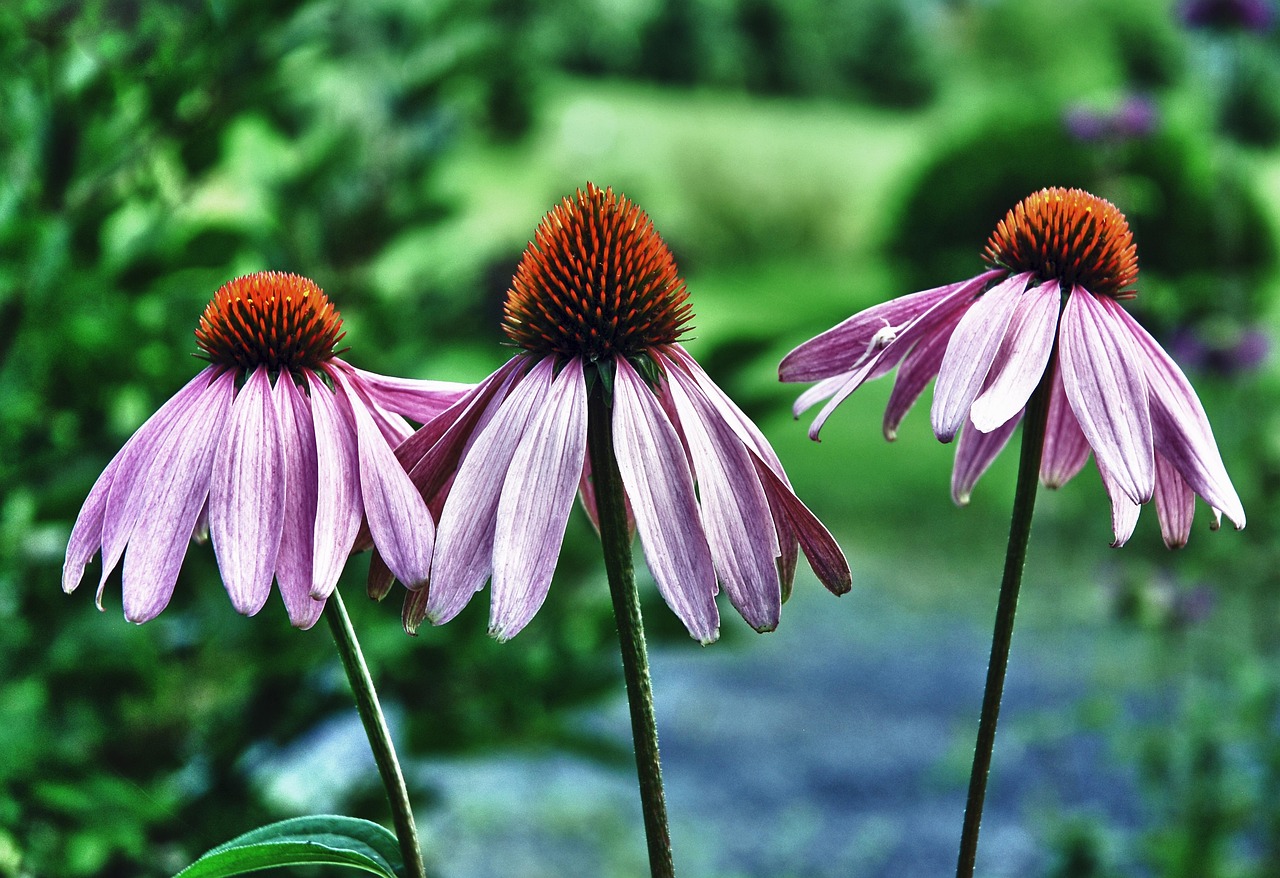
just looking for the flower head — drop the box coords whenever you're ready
[781,187,1245,548]
[64,271,470,628]
[394,184,850,644]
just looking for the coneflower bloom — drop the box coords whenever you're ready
[780,187,1245,547]
[394,183,850,644]
[63,271,469,628]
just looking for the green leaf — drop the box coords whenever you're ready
[173,815,405,878]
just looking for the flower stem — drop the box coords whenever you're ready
[586,380,676,878]
[324,589,427,878]
[955,365,1055,878]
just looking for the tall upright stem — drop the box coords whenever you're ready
[586,380,676,878]
[955,363,1055,878]
[325,589,428,878]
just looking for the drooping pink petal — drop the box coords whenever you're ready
[1039,364,1092,488]
[120,370,235,622]
[1098,460,1140,548]
[332,363,416,447]
[612,358,719,644]
[367,549,394,601]
[332,366,434,590]
[428,358,549,625]
[750,454,851,596]
[793,373,849,419]
[951,412,1022,506]
[94,367,224,592]
[779,270,1002,382]
[347,365,472,424]
[1107,301,1245,529]
[807,356,882,441]
[402,583,430,634]
[882,305,963,441]
[308,371,363,600]
[1058,287,1154,504]
[210,366,287,616]
[665,364,781,632]
[970,280,1060,433]
[489,359,589,641]
[931,272,1032,442]
[1153,451,1195,549]
[274,375,324,629]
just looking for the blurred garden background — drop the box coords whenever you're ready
[3,0,1280,875]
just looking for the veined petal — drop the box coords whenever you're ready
[807,356,881,441]
[1040,364,1092,488]
[121,370,235,622]
[882,305,963,441]
[308,371,363,600]
[1058,287,1154,504]
[665,364,781,632]
[793,373,849,419]
[489,358,589,641]
[210,366,286,616]
[613,358,719,644]
[1154,451,1195,549]
[951,411,1022,506]
[1098,460,1141,548]
[332,367,434,590]
[348,365,472,424]
[1108,302,1245,529]
[931,272,1032,442]
[333,363,416,447]
[429,358,549,625]
[751,454,851,596]
[274,375,324,629]
[970,280,1059,433]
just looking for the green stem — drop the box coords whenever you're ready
[955,364,1055,878]
[324,589,427,878]
[586,379,676,878]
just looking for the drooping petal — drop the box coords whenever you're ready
[348,365,473,424]
[951,412,1022,506]
[665,364,781,632]
[274,375,324,629]
[332,366,434,590]
[612,358,719,644]
[750,454,851,596]
[94,367,224,591]
[807,357,881,441]
[489,359,589,641]
[1153,451,1195,549]
[1098,460,1141,548]
[210,366,286,616]
[367,549,395,601]
[1108,302,1245,529]
[120,370,235,622]
[308,371,363,600]
[970,280,1060,433]
[1039,364,1092,488]
[882,305,963,441]
[428,358,549,625]
[793,373,849,419]
[779,270,1002,382]
[931,272,1032,442]
[1058,287,1154,504]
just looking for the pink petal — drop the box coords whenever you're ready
[1098,460,1140,548]
[1039,364,1092,488]
[750,454,851,596]
[951,411,1022,505]
[807,357,881,441]
[120,370,235,622]
[347,365,473,424]
[1108,302,1244,529]
[665,364,781,632]
[1154,451,1195,549]
[210,367,286,616]
[613,358,719,644]
[274,375,324,629]
[489,359,589,641]
[793,373,849,419]
[882,306,963,441]
[931,272,1032,443]
[308,371,364,600]
[970,281,1059,433]
[428,358,549,625]
[367,549,395,601]
[332,366,434,590]
[778,270,1002,382]
[1058,287,1154,505]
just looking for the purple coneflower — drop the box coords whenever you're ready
[63,271,469,628]
[393,183,850,644]
[781,187,1245,548]
[1179,0,1276,32]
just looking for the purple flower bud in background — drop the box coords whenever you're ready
[1179,0,1277,32]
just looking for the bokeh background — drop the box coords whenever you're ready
[4,0,1280,875]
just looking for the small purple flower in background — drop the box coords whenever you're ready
[1064,95,1159,143]
[780,187,1245,548]
[1167,324,1270,376]
[63,271,469,627]
[394,183,850,644]
[1179,0,1276,32]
